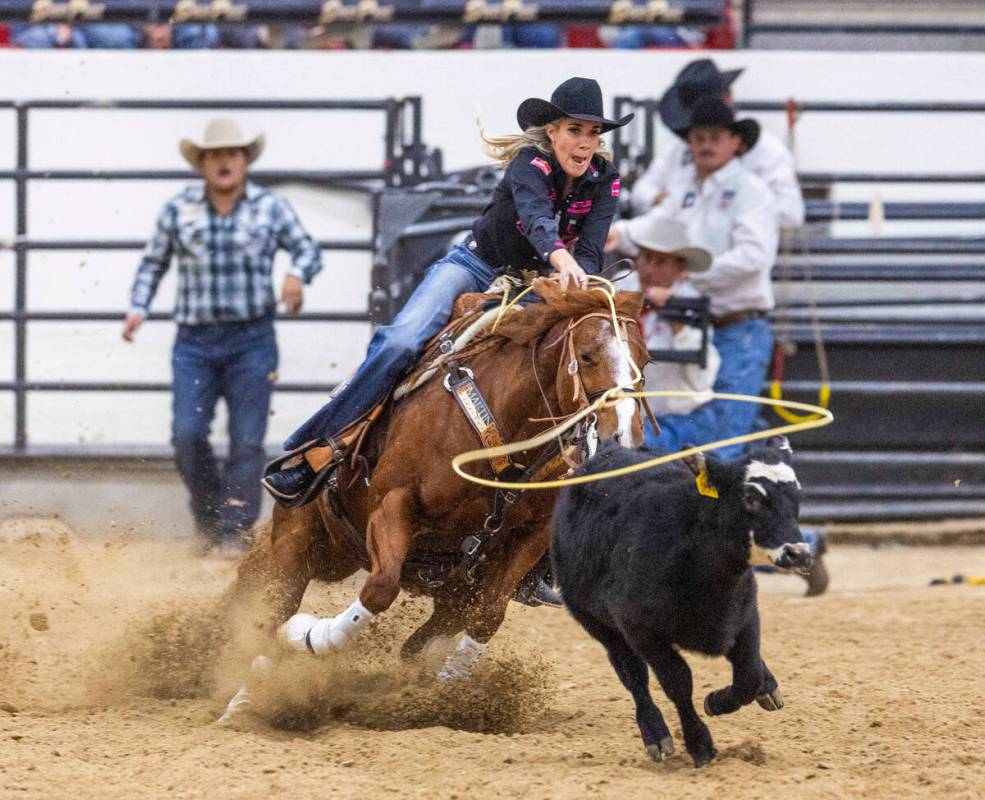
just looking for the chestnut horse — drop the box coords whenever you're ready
[220,281,647,718]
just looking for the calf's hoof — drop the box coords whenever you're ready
[644,735,675,762]
[691,746,718,768]
[756,686,784,711]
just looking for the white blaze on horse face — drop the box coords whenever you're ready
[745,460,800,489]
[602,324,636,445]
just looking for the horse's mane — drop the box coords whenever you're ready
[494,283,644,345]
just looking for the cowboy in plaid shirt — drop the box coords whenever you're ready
[129,183,321,324]
[123,118,322,557]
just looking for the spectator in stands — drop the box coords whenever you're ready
[142,23,220,49]
[11,23,84,48]
[608,24,705,50]
[11,22,220,48]
[121,119,322,557]
[609,215,719,415]
[611,97,777,461]
[630,57,805,230]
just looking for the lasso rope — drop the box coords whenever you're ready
[458,276,832,489]
[451,389,834,490]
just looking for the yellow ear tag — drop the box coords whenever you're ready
[695,467,719,499]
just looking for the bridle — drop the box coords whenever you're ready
[534,310,658,460]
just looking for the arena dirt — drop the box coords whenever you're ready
[1,516,984,799]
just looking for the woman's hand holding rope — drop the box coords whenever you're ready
[549,249,588,290]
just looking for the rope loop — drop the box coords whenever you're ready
[451,389,834,491]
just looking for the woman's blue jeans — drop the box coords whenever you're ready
[285,243,498,450]
[645,317,773,461]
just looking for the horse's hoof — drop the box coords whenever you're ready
[437,635,487,682]
[645,736,675,762]
[703,693,719,717]
[756,687,784,711]
[217,685,252,724]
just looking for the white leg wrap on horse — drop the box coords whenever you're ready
[438,634,487,682]
[217,655,273,723]
[278,601,375,655]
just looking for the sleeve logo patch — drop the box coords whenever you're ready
[530,156,552,176]
[611,178,621,197]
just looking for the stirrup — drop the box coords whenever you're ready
[261,437,345,509]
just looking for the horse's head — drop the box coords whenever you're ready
[515,279,648,448]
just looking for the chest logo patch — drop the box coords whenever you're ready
[682,191,696,209]
[530,156,552,176]
[719,189,736,210]
[611,178,621,197]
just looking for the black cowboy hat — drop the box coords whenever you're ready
[680,97,760,152]
[517,77,634,133]
[659,58,744,135]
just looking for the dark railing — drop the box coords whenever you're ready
[0,0,726,26]
[1,97,429,453]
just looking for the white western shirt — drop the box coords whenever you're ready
[636,278,721,415]
[630,128,805,229]
[645,159,779,317]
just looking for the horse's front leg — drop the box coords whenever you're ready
[220,501,353,721]
[279,486,415,655]
[438,522,550,681]
[400,591,467,660]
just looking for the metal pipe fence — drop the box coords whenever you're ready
[2,96,426,454]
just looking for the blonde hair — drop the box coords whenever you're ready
[480,119,613,169]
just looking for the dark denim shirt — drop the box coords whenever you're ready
[471,147,621,276]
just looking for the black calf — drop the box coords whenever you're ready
[551,436,809,767]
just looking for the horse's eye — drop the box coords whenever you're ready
[580,353,593,364]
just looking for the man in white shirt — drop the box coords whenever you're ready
[612,97,778,461]
[610,216,720,416]
[629,58,805,230]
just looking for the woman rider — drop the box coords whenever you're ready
[261,77,633,507]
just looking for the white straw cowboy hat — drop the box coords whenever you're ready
[626,216,713,273]
[179,118,265,169]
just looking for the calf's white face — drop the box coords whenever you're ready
[742,459,810,571]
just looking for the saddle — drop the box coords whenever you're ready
[328,281,527,488]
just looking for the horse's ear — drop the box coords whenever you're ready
[616,290,644,318]
[532,277,562,304]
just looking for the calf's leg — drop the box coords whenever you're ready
[639,639,717,767]
[568,607,674,762]
[704,617,769,717]
[755,659,784,711]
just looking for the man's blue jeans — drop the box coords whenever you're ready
[645,317,773,461]
[285,242,497,450]
[172,316,277,544]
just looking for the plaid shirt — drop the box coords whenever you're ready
[129,182,322,325]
